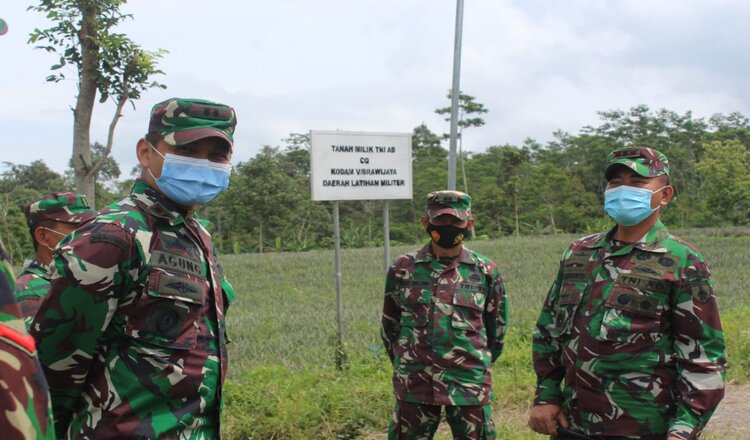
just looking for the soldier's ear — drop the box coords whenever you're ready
[136,138,152,168]
[34,227,54,250]
[659,185,675,207]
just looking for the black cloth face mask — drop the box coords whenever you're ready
[426,223,468,249]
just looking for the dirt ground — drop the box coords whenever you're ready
[704,383,750,440]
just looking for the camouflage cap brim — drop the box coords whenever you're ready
[605,159,655,178]
[163,127,233,149]
[428,207,470,221]
[53,211,97,225]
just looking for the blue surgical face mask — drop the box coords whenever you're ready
[148,145,232,206]
[604,185,666,227]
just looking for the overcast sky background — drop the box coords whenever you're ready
[1,0,748,177]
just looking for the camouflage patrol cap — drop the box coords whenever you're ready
[605,147,670,179]
[148,98,237,149]
[426,190,472,220]
[24,192,96,228]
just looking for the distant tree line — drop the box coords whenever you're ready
[3,105,749,261]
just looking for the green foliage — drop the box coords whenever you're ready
[0,160,72,263]
[200,106,750,253]
[27,0,166,204]
[220,231,749,438]
[695,139,750,225]
[27,0,166,99]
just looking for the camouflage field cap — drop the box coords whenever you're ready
[605,147,670,179]
[426,190,472,220]
[148,98,236,149]
[24,192,96,228]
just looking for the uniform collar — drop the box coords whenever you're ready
[23,259,51,278]
[414,242,479,265]
[130,179,188,226]
[585,220,671,255]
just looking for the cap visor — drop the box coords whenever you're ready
[53,211,97,224]
[605,160,652,179]
[168,127,233,149]
[428,207,469,221]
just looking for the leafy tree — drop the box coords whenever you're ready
[0,161,69,263]
[695,140,750,225]
[207,145,330,253]
[28,0,166,205]
[435,92,488,195]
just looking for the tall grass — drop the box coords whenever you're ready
[221,231,750,439]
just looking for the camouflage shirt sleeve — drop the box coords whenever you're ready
[531,250,568,406]
[667,252,726,439]
[483,262,508,363]
[381,263,401,364]
[30,221,135,436]
[0,249,55,439]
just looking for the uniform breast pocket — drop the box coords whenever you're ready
[125,271,207,349]
[451,284,487,332]
[553,282,583,337]
[597,284,665,344]
[399,281,432,328]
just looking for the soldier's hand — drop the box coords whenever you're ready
[528,404,569,436]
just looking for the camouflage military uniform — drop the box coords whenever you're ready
[31,180,235,439]
[532,149,726,440]
[16,192,95,327]
[0,242,55,439]
[15,260,51,328]
[382,191,508,440]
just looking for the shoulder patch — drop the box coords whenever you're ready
[90,233,129,250]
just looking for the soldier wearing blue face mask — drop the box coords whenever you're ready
[529,147,725,440]
[31,98,238,439]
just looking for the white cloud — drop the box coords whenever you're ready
[1,0,748,176]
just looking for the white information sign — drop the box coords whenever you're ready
[310,130,412,201]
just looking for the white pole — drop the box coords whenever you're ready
[447,0,464,191]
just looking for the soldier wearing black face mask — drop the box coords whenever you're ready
[381,190,510,440]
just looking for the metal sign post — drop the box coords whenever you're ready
[333,201,345,370]
[310,130,413,369]
[383,200,391,273]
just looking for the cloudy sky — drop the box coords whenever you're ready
[1,0,748,176]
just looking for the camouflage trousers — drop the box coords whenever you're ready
[388,400,495,440]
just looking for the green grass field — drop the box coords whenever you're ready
[220,231,750,439]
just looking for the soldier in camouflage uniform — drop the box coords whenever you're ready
[382,191,509,440]
[15,192,95,327]
[30,98,237,439]
[0,239,55,439]
[528,147,726,440]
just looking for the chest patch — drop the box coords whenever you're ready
[151,250,203,277]
[615,274,669,293]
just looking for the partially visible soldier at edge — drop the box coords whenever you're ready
[528,147,726,440]
[30,98,238,439]
[15,192,96,327]
[0,239,55,439]
[382,190,509,440]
